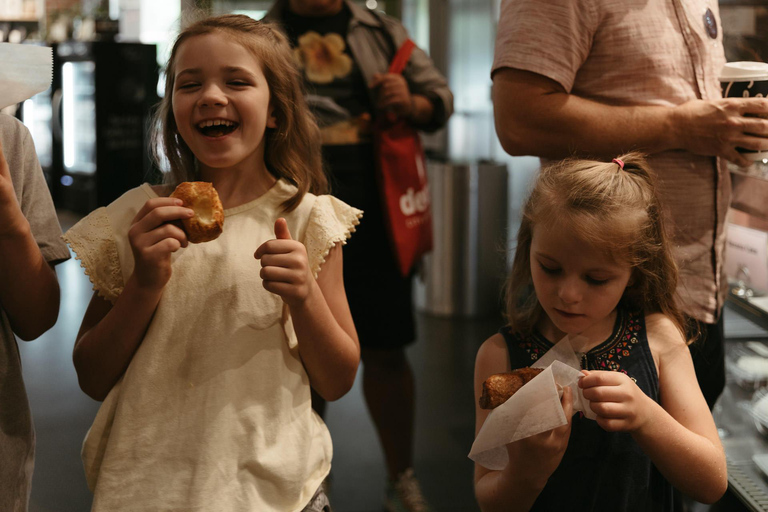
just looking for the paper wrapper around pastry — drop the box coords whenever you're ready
[469,336,597,470]
[169,182,224,243]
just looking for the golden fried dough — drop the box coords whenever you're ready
[170,181,224,243]
[479,367,544,409]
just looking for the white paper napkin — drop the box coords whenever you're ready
[0,43,53,110]
[469,336,597,470]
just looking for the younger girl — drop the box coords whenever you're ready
[473,154,727,511]
[64,15,361,511]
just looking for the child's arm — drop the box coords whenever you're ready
[473,334,574,512]
[579,313,727,504]
[73,197,193,400]
[255,218,359,401]
[0,138,60,340]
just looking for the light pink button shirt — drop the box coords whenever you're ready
[493,0,728,323]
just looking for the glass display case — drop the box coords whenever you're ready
[717,296,768,512]
[19,87,52,171]
[719,155,768,510]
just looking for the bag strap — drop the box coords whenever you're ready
[368,8,411,75]
[388,39,416,75]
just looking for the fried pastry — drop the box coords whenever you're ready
[479,367,544,409]
[170,181,224,243]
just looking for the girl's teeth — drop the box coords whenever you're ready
[198,120,234,128]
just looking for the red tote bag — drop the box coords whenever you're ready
[373,39,433,277]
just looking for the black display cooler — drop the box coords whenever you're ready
[40,41,159,214]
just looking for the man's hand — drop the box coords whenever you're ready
[492,67,768,164]
[672,97,768,167]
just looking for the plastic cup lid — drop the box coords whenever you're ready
[720,61,768,81]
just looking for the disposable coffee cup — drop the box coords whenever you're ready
[720,61,768,160]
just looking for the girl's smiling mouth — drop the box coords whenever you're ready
[197,119,238,137]
[555,308,584,318]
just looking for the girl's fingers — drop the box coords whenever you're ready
[258,252,304,270]
[550,388,574,438]
[254,239,301,259]
[580,370,624,389]
[561,386,573,417]
[150,237,183,254]
[137,223,189,249]
[262,280,296,297]
[581,385,626,403]
[260,266,298,283]
[133,206,194,235]
[596,417,622,432]
[590,401,626,419]
[132,198,184,223]
[134,238,183,268]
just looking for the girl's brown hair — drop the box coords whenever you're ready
[505,152,689,342]
[151,14,326,211]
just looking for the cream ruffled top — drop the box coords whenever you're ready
[64,179,362,512]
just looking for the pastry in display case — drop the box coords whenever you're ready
[728,342,768,390]
[751,386,768,437]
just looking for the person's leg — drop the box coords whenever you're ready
[686,312,726,410]
[361,347,415,480]
[327,158,427,509]
[300,482,333,512]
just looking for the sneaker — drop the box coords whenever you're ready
[385,468,432,512]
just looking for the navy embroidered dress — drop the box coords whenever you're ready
[500,308,674,511]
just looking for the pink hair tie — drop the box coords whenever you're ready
[612,158,624,169]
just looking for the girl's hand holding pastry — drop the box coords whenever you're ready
[128,197,192,290]
[505,386,574,486]
[255,218,316,308]
[579,370,653,433]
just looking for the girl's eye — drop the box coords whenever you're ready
[538,262,560,275]
[177,83,199,90]
[229,80,250,86]
[586,276,609,286]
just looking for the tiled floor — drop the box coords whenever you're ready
[19,210,496,512]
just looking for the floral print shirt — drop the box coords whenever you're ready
[282,4,374,146]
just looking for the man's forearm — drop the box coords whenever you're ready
[492,72,679,160]
[493,70,681,159]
